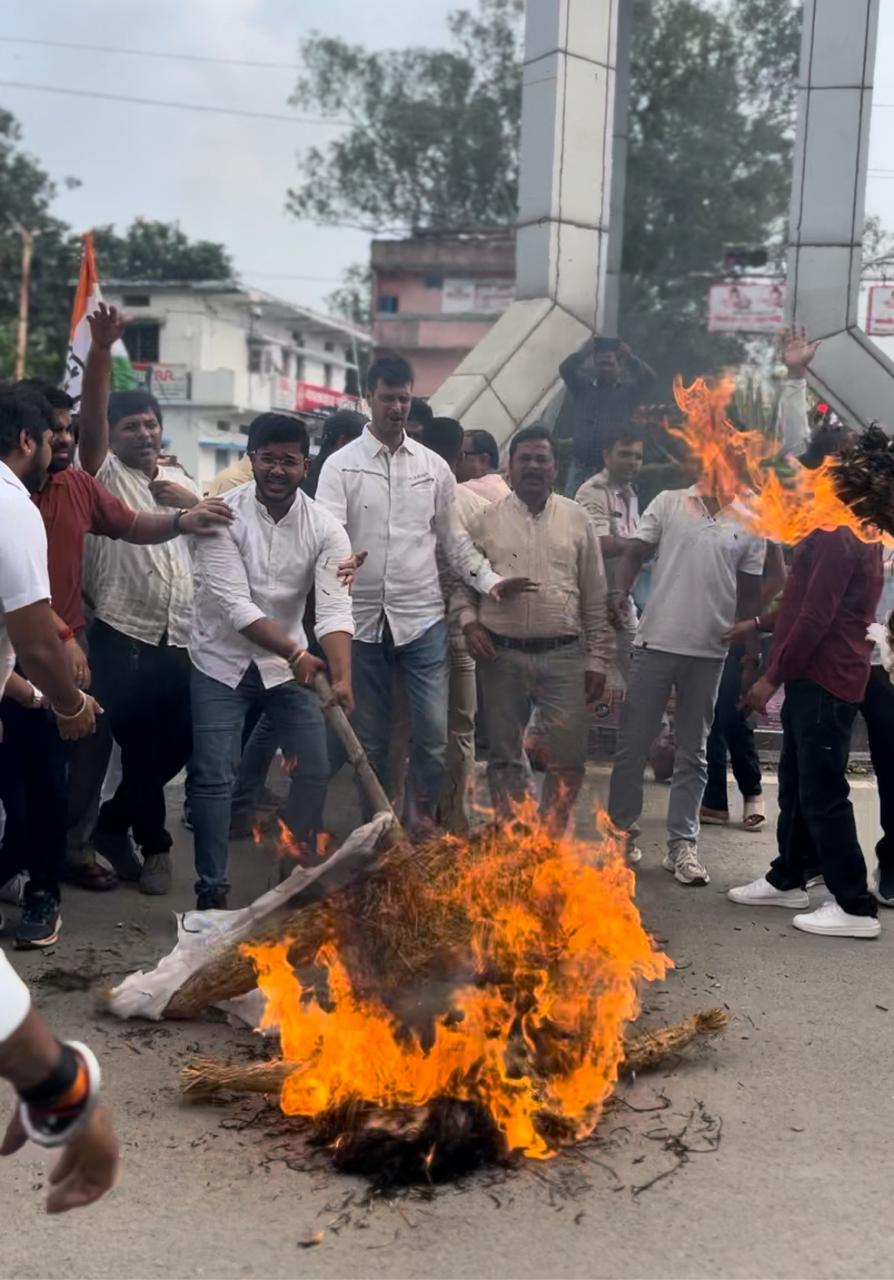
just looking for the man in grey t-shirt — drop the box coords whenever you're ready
[607,484,765,885]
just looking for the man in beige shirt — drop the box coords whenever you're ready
[459,426,615,834]
[205,452,252,497]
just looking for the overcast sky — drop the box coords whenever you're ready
[2,0,894,316]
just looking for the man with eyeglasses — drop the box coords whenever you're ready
[188,413,355,910]
[456,429,510,504]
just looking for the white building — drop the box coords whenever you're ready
[102,280,370,489]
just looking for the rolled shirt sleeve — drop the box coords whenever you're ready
[632,491,668,547]
[434,469,502,597]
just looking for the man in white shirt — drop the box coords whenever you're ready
[315,354,528,830]
[0,391,102,949]
[607,473,765,885]
[575,423,644,685]
[78,308,233,897]
[190,415,354,910]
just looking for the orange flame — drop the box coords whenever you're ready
[671,375,887,545]
[244,804,670,1159]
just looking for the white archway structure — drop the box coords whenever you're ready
[432,0,890,441]
[788,0,892,427]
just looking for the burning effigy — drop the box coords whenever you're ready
[106,800,729,1186]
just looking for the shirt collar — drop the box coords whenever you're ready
[360,424,415,458]
[508,490,554,519]
[0,458,29,497]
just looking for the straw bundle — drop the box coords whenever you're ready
[179,1008,730,1099]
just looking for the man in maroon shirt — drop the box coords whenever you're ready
[728,527,883,939]
[0,382,230,944]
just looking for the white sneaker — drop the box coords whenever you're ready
[806,875,825,889]
[793,900,880,939]
[728,876,809,909]
[627,845,643,866]
[662,841,709,886]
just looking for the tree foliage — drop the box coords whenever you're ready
[290,0,809,394]
[0,110,235,381]
[287,0,523,233]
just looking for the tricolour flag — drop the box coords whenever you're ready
[63,231,136,402]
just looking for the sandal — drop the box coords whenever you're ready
[743,796,766,830]
[700,807,730,825]
[63,861,119,892]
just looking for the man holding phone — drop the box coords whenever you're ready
[558,337,656,495]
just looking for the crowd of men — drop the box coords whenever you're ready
[0,314,891,957]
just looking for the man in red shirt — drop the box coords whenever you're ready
[728,527,883,939]
[0,381,230,945]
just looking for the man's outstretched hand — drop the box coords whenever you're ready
[1,1104,119,1214]
[489,577,538,602]
[782,325,820,377]
[86,302,127,351]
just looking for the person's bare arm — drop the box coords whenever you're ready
[613,538,653,597]
[77,303,127,476]
[1,672,44,708]
[126,500,235,544]
[0,964,119,1215]
[761,541,786,607]
[6,602,100,737]
[735,571,764,680]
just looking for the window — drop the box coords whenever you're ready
[124,322,160,364]
[122,293,151,308]
[291,330,305,347]
[214,448,230,473]
[424,274,444,289]
[377,295,399,314]
[248,343,263,374]
[324,340,335,353]
[217,421,231,433]
[323,363,334,387]
[344,347,352,363]
[295,356,306,382]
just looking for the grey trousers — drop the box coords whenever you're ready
[608,647,724,845]
[482,641,588,835]
[439,640,477,834]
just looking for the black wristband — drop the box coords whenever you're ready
[172,508,184,534]
[19,1041,79,1107]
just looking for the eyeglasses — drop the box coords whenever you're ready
[253,452,305,470]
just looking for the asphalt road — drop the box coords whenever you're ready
[0,766,889,1280]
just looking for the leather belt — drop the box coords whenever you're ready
[485,631,579,654]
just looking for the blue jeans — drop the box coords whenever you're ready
[351,620,449,825]
[190,665,330,893]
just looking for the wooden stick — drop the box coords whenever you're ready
[179,1009,730,1098]
[314,673,401,829]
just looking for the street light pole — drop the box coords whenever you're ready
[13,224,36,381]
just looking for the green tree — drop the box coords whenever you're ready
[91,218,234,283]
[286,0,523,233]
[0,105,237,380]
[289,0,803,396]
[0,109,79,380]
[325,261,373,329]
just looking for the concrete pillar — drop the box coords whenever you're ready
[601,0,634,335]
[430,0,621,443]
[787,0,893,428]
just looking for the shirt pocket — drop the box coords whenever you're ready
[403,475,436,530]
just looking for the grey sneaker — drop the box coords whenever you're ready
[139,853,173,896]
[662,840,710,886]
[93,829,143,882]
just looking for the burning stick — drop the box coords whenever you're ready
[178,1009,730,1099]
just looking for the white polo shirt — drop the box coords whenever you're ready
[634,487,765,659]
[0,459,51,697]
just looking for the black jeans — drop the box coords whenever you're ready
[862,665,894,872]
[89,620,192,856]
[0,700,69,900]
[767,679,876,917]
[703,646,762,811]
